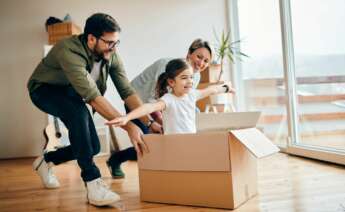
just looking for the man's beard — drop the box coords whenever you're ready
[93,43,112,61]
[94,48,108,61]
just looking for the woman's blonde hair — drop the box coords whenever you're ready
[188,38,212,59]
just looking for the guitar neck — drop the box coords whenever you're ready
[53,116,62,138]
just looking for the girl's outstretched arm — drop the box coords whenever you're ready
[105,100,166,127]
[198,82,235,100]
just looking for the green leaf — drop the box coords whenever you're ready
[227,52,234,63]
[239,52,249,58]
[213,27,220,43]
[213,29,249,66]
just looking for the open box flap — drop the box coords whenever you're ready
[230,128,280,158]
[196,112,261,132]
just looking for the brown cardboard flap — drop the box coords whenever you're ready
[139,132,230,172]
[230,128,280,158]
[196,112,261,131]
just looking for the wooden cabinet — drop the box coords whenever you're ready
[47,22,81,45]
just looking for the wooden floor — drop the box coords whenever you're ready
[1,153,345,212]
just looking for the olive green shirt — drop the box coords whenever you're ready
[28,35,135,102]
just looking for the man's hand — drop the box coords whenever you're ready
[125,123,149,157]
[105,116,129,127]
[106,117,150,157]
[88,96,150,156]
[149,121,163,134]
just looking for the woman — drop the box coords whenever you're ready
[107,38,212,178]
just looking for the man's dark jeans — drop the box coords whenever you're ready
[107,106,149,165]
[30,84,101,182]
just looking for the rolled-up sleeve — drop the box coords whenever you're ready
[109,52,135,100]
[58,48,101,102]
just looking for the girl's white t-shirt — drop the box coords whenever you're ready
[160,89,201,135]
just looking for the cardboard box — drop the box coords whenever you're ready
[138,112,279,209]
[48,22,81,45]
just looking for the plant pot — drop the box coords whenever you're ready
[210,93,230,104]
[208,93,236,112]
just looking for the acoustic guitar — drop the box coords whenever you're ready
[43,117,66,151]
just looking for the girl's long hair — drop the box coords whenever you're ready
[155,58,191,98]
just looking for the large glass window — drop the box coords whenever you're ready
[290,0,345,151]
[238,0,288,147]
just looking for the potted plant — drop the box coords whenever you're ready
[205,29,248,112]
[213,29,248,82]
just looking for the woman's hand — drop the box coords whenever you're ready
[150,111,163,125]
[149,121,163,134]
[105,116,130,127]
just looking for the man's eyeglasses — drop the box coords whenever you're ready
[98,37,120,49]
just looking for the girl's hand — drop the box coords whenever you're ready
[105,116,129,127]
[223,82,236,94]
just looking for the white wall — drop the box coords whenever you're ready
[0,0,227,158]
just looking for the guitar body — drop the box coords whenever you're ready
[43,117,67,151]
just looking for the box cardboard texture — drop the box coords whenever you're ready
[138,112,279,209]
[48,22,81,45]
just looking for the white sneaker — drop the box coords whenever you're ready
[86,178,121,206]
[32,155,60,189]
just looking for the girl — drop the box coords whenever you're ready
[106,40,212,179]
[130,38,213,126]
[106,58,235,134]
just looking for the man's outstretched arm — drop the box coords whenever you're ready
[89,96,149,157]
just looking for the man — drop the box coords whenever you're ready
[107,39,212,178]
[28,13,160,206]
